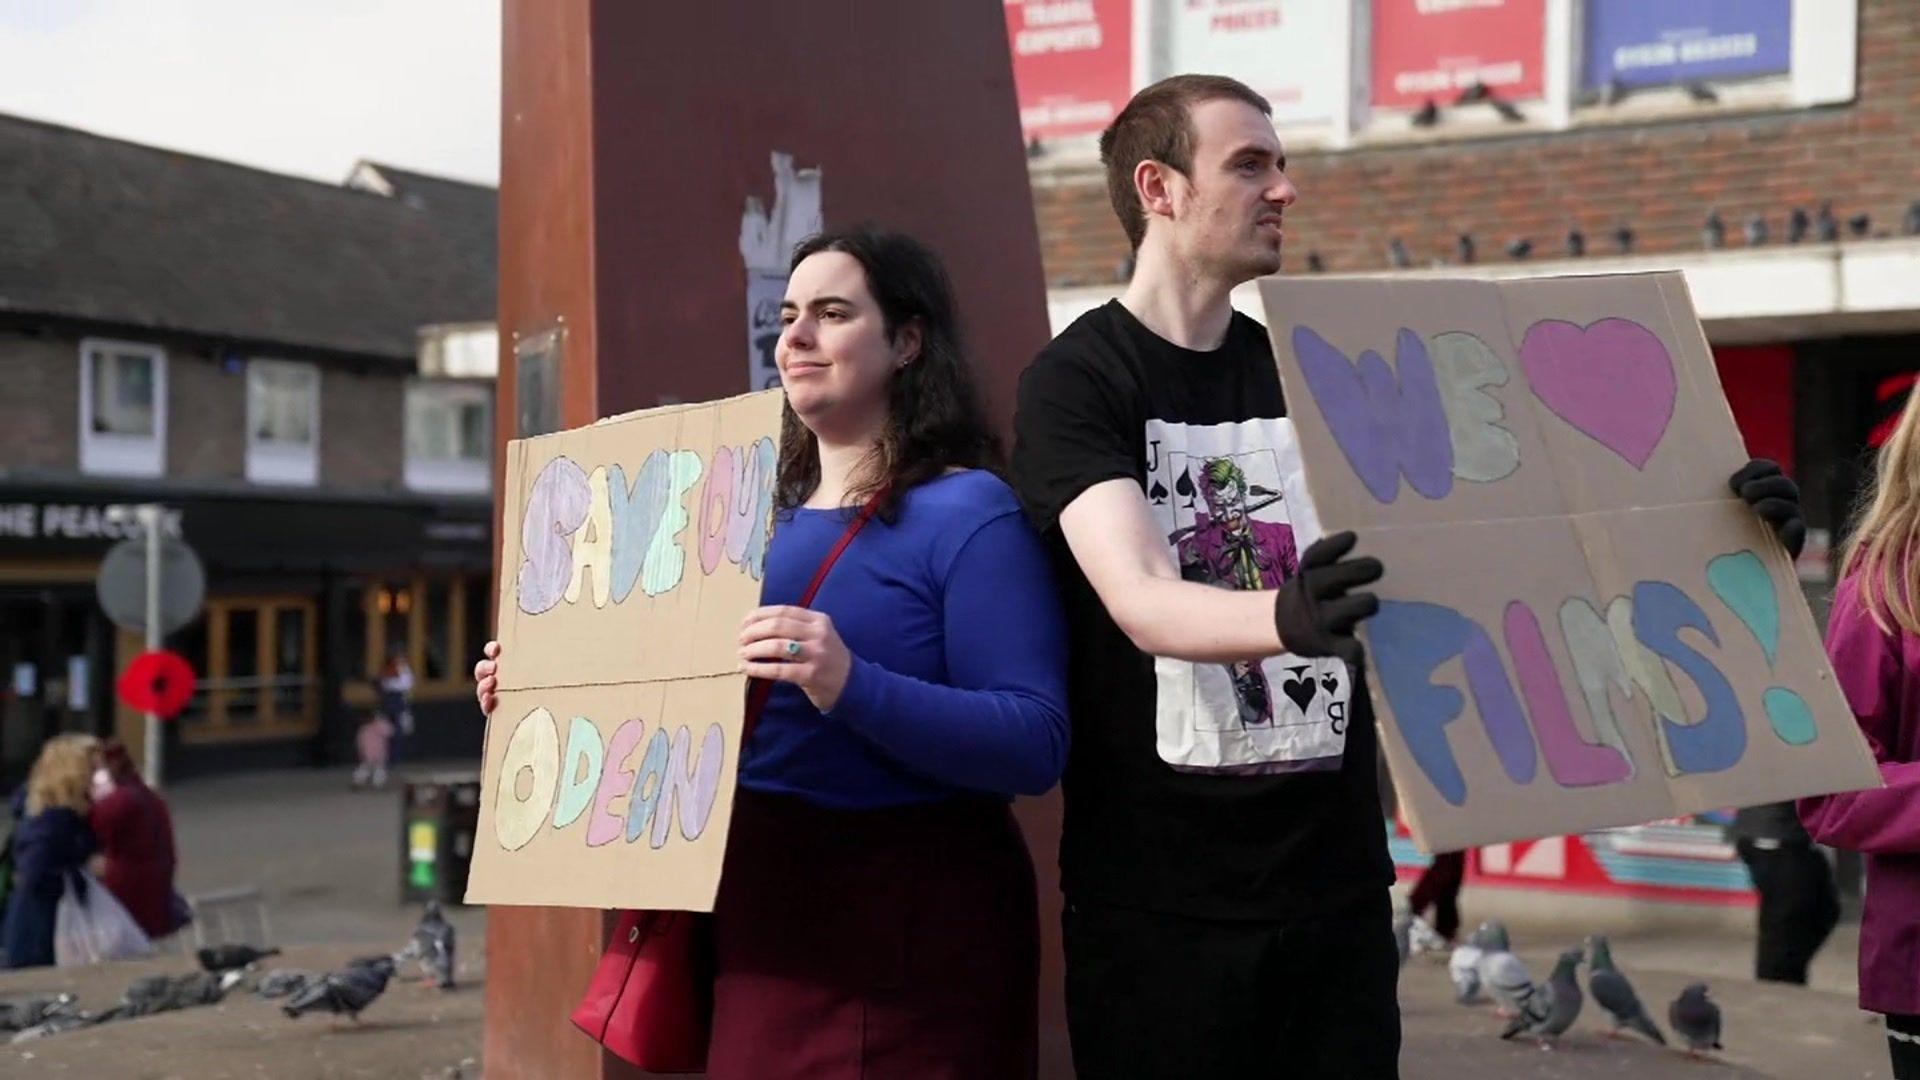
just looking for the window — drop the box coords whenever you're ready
[246,360,319,485]
[346,572,489,707]
[78,339,167,476]
[178,596,318,743]
[404,381,493,493]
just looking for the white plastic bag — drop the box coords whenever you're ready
[53,870,154,966]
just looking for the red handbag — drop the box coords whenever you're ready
[570,491,886,1071]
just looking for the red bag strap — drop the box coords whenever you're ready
[741,488,887,740]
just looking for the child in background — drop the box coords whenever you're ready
[353,711,394,789]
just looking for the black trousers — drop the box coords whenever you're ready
[1407,850,1467,941]
[1063,893,1401,1079]
[1736,839,1840,985]
[1890,1013,1920,1079]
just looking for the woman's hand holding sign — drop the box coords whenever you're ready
[739,606,854,712]
[473,640,501,716]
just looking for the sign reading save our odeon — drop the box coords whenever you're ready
[1259,271,1882,853]
[466,390,782,911]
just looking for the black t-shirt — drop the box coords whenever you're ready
[1011,300,1393,920]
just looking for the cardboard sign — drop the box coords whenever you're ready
[466,390,784,910]
[1258,272,1881,852]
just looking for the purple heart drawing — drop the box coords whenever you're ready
[1518,318,1677,469]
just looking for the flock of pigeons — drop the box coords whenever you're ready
[1398,915,1725,1058]
[0,901,457,1043]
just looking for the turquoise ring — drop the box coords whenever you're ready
[786,640,803,658]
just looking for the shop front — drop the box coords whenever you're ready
[0,480,492,787]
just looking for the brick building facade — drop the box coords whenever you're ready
[0,116,498,782]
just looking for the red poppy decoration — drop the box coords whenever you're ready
[117,650,197,719]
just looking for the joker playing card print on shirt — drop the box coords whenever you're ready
[1145,417,1350,774]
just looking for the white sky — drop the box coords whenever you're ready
[0,0,501,185]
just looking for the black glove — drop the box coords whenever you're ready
[1729,458,1806,560]
[1274,531,1384,667]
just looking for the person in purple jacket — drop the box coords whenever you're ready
[476,227,1069,1078]
[1801,389,1920,1079]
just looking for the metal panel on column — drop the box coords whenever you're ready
[492,1,1059,1076]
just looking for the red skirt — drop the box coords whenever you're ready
[707,789,1038,1079]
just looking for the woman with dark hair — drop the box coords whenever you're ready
[476,227,1069,1077]
[88,740,184,941]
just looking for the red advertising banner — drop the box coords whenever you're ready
[1006,0,1132,141]
[1370,0,1546,110]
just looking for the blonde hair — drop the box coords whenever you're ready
[1842,382,1920,635]
[24,734,99,817]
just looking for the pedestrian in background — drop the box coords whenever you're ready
[353,710,395,789]
[87,740,184,942]
[1405,850,1467,951]
[377,649,415,765]
[3,734,98,968]
[1728,801,1839,985]
[1800,382,1920,1078]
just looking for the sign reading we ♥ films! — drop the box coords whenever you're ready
[1259,271,1880,853]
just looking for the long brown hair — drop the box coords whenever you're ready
[774,227,1000,522]
[1841,382,1920,634]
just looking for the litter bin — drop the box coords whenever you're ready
[401,772,482,904]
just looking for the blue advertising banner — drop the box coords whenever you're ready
[1583,0,1792,91]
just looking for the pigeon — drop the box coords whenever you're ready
[1585,935,1665,1044]
[197,943,281,972]
[346,953,400,978]
[1745,214,1769,246]
[1613,225,1635,254]
[1411,99,1441,127]
[1703,210,1726,249]
[1456,233,1476,265]
[1475,922,1533,1018]
[1388,237,1413,268]
[1449,926,1488,1004]
[1506,237,1534,260]
[1565,229,1586,257]
[1788,206,1810,243]
[406,900,458,990]
[1500,947,1584,1047]
[1849,212,1872,238]
[1686,80,1720,104]
[7,1011,98,1044]
[1305,251,1327,274]
[0,993,77,1033]
[1490,98,1524,123]
[256,970,320,999]
[1905,200,1920,237]
[121,969,245,1018]
[1816,202,1840,242]
[1668,982,1724,1058]
[283,961,394,1022]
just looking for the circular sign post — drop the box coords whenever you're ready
[95,507,205,786]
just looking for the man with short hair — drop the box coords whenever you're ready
[1011,75,1400,1076]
